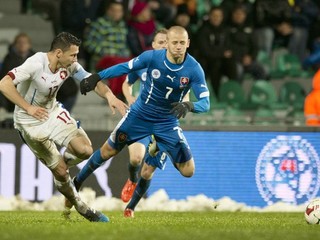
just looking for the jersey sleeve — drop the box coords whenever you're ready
[10,57,41,85]
[71,63,91,82]
[189,64,210,113]
[98,50,153,80]
[127,71,140,85]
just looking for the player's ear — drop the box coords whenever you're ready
[56,49,63,59]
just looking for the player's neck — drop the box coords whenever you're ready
[166,54,185,65]
[47,52,59,73]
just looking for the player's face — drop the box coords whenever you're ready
[58,45,79,68]
[152,33,167,50]
[166,30,189,64]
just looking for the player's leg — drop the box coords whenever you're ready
[18,128,108,222]
[124,146,168,217]
[156,124,195,177]
[74,141,118,189]
[51,159,108,222]
[121,142,144,202]
[124,161,156,218]
[63,133,93,167]
[121,136,151,202]
[74,108,145,188]
[175,158,195,177]
[60,121,93,167]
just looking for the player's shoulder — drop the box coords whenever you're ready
[185,53,202,68]
[25,52,47,70]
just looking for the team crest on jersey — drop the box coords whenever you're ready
[141,72,147,81]
[179,77,189,88]
[151,69,161,79]
[60,70,68,80]
[118,132,127,143]
[256,135,320,205]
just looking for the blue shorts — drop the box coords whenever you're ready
[107,109,192,164]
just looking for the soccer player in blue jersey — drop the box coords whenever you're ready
[76,26,210,217]
[120,28,169,203]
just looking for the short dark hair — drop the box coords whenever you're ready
[153,28,168,39]
[50,32,81,52]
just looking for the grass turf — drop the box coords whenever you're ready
[0,211,318,240]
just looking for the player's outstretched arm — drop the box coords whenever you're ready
[80,73,101,95]
[95,81,128,116]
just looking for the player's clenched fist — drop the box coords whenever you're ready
[80,73,101,95]
[170,101,194,119]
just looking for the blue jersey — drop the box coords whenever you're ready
[98,49,210,121]
[100,49,210,165]
[127,69,146,93]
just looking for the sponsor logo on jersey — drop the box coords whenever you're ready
[166,75,175,82]
[256,135,320,205]
[151,69,161,79]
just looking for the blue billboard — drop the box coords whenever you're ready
[148,132,320,207]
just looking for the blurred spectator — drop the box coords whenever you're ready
[302,38,320,70]
[0,33,35,113]
[254,0,318,62]
[60,0,102,68]
[304,69,320,126]
[196,6,237,96]
[170,0,197,24]
[229,5,268,81]
[20,0,31,14]
[30,0,62,35]
[286,0,319,62]
[196,0,222,23]
[253,0,291,57]
[220,0,254,26]
[84,0,132,100]
[147,0,176,26]
[127,1,157,56]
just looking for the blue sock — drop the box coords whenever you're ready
[126,177,151,210]
[76,149,105,185]
[128,162,140,183]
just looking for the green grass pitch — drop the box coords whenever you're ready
[0,211,319,240]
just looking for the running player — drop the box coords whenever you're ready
[76,26,210,217]
[120,28,168,203]
[0,32,128,222]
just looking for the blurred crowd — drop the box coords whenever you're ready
[1,0,320,126]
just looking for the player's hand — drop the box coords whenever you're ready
[107,95,129,116]
[80,73,101,95]
[170,101,194,119]
[126,95,137,106]
[27,106,48,121]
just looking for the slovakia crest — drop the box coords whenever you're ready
[60,70,68,80]
[256,136,320,205]
[180,77,189,88]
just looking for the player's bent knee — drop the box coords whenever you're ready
[180,169,194,178]
[130,154,143,165]
[76,145,93,159]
